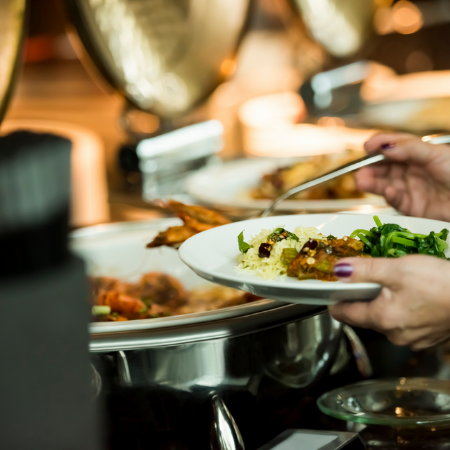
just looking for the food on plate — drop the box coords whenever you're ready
[236,216,449,282]
[90,271,260,322]
[236,225,328,280]
[350,215,449,259]
[250,149,366,200]
[147,200,230,248]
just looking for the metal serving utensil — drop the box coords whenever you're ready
[261,134,450,218]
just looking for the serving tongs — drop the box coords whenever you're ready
[261,134,450,218]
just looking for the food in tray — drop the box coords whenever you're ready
[236,216,449,282]
[90,272,260,322]
[250,149,367,200]
[147,200,230,248]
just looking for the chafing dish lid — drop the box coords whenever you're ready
[65,0,250,119]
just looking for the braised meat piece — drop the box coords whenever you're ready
[147,200,231,248]
[133,272,187,310]
[287,237,366,281]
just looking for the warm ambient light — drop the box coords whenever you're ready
[374,0,423,35]
[220,59,237,77]
[238,92,375,157]
[392,1,423,34]
[361,70,450,104]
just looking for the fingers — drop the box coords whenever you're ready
[355,166,391,195]
[329,301,373,329]
[329,285,398,332]
[333,257,401,287]
[365,133,449,166]
[364,133,414,153]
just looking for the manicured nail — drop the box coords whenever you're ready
[381,142,395,150]
[334,263,353,278]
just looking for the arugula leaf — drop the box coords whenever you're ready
[238,231,253,254]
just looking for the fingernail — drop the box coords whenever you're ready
[334,263,353,278]
[381,142,395,150]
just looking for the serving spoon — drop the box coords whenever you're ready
[261,134,450,218]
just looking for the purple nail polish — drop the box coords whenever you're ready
[334,263,353,278]
[381,142,395,150]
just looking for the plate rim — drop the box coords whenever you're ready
[178,213,450,296]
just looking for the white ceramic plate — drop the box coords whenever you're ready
[179,214,450,305]
[70,219,282,333]
[185,158,390,213]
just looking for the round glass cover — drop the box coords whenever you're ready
[317,378,450,427]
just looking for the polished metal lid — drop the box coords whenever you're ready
[291,0,374,58]
[0,0,27,124]
[65,0,250,119]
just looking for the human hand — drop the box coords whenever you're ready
[357,133,450,221]
[328,255,450,350]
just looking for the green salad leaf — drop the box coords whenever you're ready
[238,231,253,254]
[350,216,449,260]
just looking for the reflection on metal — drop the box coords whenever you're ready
[422,134,450,145]
[0,0,26,124]
[265,315,341,388]
[90,363,102,399]
[116,350,132,386]
[211,395,245,450]
[292,0,374,58]
[343,325,373,379]
[329,335,351,376]
[65,0,250,118]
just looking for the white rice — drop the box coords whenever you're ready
[236,225,325,280]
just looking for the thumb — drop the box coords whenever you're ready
[333,257,400,288]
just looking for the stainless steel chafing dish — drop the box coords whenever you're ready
[71,219,353,449]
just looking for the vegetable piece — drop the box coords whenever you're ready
[312,260,333,274]
[92,305,111,316]
[297,273,316,280]
[326,235,337,240]
[281,248,299,265]
[350,229,374,239]
[238,231,253,253]
[258,243,272,258]
[267,228,299,243]
[350,217,450,260]
[373,215,382,228]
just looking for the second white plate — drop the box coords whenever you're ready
[186,158,390,213]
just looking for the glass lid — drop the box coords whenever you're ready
[318,378,450,427]
[0,0,27,124]
[65,0,250,119]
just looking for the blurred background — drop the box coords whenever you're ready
[4,0,450,226]
[5,3,450,449]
